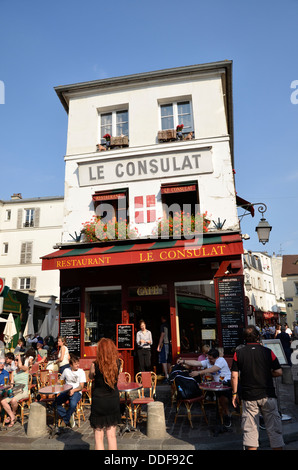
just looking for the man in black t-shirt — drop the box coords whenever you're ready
[231,325,284,450]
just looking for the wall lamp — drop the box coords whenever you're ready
[239,202,272,245]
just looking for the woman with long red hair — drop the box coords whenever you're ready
[89,338,121,450]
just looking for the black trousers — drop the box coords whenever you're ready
[137,348,151,371]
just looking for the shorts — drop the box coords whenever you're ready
[159,344,172,364]
[242,397,284,449]
[4,390,29,404]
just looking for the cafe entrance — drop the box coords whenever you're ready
[128,298,171,375]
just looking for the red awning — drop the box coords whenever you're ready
[236,196,255,217]
[41,234,244,271]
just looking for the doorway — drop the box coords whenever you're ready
[128,299,170,375]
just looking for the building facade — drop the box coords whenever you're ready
[282,255,298,328]
[0,193,63,340]
[42,62,249,375]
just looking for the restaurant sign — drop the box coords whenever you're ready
[42,241,244,271]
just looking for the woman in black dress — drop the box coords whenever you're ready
[89,338,121,450]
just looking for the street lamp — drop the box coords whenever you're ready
[254,204,272,245]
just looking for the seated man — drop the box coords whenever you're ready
[55,354,85,428]
[177,348,232,427]
[36,341,48,366]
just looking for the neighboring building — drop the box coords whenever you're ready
[0,193,64,340]
[243,250,286,327]
[42,61,251,375]
[282,254,298,328]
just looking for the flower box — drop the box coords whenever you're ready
[110,136,129,148]
[158,129,177,142]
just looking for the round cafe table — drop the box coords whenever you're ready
[199,381,232,436]
[38,383,73,437]
[117,382,142,434]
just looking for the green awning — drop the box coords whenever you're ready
[177,295,216,311]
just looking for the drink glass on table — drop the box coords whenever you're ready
[4,377,8,385]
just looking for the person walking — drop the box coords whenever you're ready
[231,325,284,450]
[136,320,152,371]
[89,338,121,450]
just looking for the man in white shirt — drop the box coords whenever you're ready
[55,354,86,428]
[177,348,232,427]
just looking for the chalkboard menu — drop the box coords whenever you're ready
[60,287,81,356]
[60,318,81,357]
[116,324,134,350]
[60,287,81,319]
[218,277,245,354]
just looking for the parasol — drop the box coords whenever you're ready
[39,315,49,338]
[3,313,17,345]
[23,313,35,341]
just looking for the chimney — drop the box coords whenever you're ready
[11,193,22,200]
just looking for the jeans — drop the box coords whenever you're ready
[56,391,81,425]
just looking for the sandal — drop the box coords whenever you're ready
[4,417,11,424]
[7,419,16,428]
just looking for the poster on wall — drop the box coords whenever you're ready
[218,276,245,355]
[60,287,81,356]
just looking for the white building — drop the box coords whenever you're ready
[243,250,285,326]
[0,193,64,334]
[42,61,251,370]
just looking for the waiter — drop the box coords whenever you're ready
[136,320,152,372]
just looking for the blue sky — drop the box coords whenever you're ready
[0,0,297,255]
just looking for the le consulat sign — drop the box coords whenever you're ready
[78,147,213,187]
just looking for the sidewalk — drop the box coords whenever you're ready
[1,378,298,451]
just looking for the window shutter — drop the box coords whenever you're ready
[20,242,33,264]
[17,209,23,229]
[30,277,36,290]
[34,208,40,227]
[12,277,18,290]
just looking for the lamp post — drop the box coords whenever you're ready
[254,204,272,245]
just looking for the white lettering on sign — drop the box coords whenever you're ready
[78,149,213,187]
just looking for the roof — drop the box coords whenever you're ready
[281,255,298,277]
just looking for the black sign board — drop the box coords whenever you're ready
[60,318,81,357]
[60,287,81,319]
[218,277,245,354]
[116,324,134,350]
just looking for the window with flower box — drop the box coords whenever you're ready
[159,100,194,136]
[99,109,129,144]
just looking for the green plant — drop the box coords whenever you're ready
[155,211,210,238]
[81,216,139,242]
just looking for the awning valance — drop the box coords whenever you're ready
[236,195,255,217]
[41,233,244,271]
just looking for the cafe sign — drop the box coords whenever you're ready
[78,148,213,187]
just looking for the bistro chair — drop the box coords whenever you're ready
[57,398,86,428]
[173,378,208,428]
[132,371,157,428]
[117,371,133,427]
[82,370,93,407]
[18,374,33,425]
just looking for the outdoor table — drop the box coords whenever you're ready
[117,382,142,434]
[199,381,232,436]
[38,383,72,437]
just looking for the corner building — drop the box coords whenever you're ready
[42,62,249,376]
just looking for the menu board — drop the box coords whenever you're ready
[262,339,288,365]
[60,287,81,319]
[218,277,245,354]
[60,318,81,357]
[116,324,134,350]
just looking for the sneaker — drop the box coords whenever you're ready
[223,414,232,428]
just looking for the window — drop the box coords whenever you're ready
[160,100,193,135]
[2,243,8,254]
[295,282,298,295]
[5,210,11,221]
[19,277,31,290]
[161,182,199,218]
[134,195,156,224]
[92,189,128,224]
[100,109,129,140]
[20,242,33,264]
[24,209,35,227]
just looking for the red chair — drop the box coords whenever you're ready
[117,372,133,426]
[132,372,157,428]
[173,378,208,428]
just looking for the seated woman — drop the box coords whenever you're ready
[1,354,29,427]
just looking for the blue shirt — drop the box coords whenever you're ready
[0,368,9,385]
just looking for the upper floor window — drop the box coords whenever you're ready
[2,243,8,255]
[20,277,31,290]
[100,109,129,141]
[5,210,11,221]
[17,208,40,229]
[20,242,33,264]
[24,209,35,227]
[160,100,193,135]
